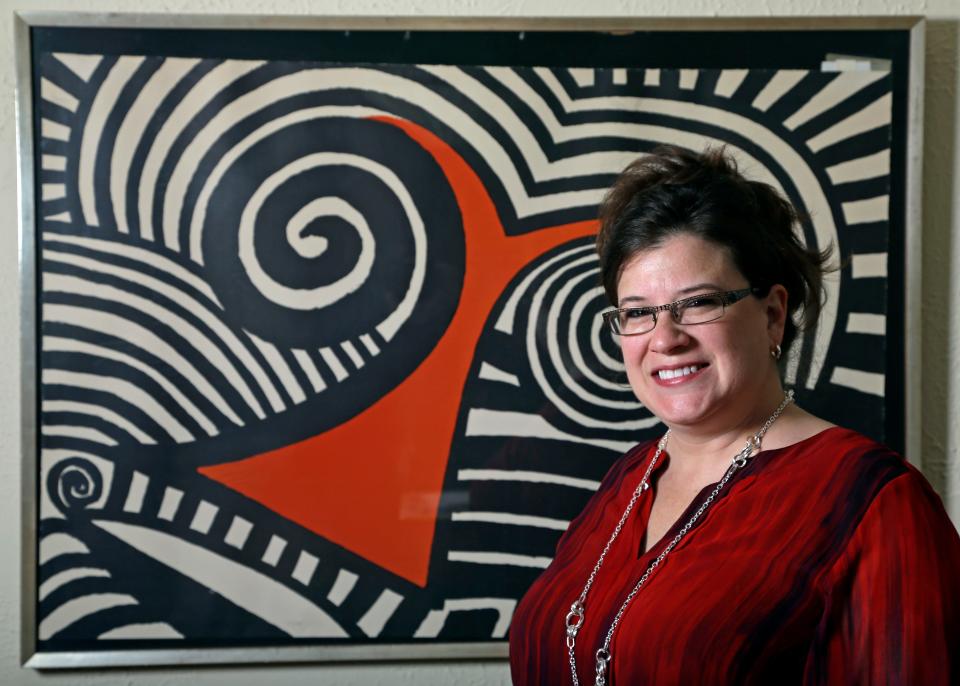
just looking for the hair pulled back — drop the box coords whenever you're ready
[596,145,832,352]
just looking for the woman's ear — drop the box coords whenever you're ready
[765,284,789,344]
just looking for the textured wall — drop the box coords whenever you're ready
[2,1,957,685]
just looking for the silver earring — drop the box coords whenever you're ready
[771,344,782,361]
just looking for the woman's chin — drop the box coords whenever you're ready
[644,396,718,428]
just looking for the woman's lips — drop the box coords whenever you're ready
[651,363,708,386]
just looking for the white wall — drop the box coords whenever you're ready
[1,0,958,684]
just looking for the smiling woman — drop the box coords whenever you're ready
[613,234,789,434]
[509,146,960,686]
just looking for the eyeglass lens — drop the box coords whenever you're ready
[613,294,727,335]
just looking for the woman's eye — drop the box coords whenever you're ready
[623,308,647,319]
[686,296,720,308]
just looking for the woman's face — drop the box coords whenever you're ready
[615,233,786,432]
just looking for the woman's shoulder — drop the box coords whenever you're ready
[778,424,905,469]
[770,424,935,511]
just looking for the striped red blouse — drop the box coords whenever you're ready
[509,427,960,685]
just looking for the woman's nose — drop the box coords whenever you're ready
[648,312,691,354]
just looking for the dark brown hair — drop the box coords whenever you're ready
[596,145,832,351]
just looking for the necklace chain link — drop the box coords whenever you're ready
[565,391,794,686]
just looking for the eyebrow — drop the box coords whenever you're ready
[618,283,725,305]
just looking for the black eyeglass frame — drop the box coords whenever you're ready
[602,287,765,336]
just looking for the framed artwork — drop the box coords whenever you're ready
[17,13,924,668]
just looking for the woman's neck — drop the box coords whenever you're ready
[662,384,792,477]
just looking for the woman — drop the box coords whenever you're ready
[508,146,960,685]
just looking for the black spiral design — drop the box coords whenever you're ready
[197,111,464,353]
[47,457,103,514]
[523,241,659,435]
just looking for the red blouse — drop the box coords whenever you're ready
[509,427,960,685]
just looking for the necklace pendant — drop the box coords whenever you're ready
[595,648,611,686]
[566,601,585,639]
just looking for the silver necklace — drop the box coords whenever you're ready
[564,391,795,686]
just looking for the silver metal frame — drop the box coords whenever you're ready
[16,9,39,675]
[904,19,925,471]
[16,11,926,670]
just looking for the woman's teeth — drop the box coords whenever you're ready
[658,365,701,380]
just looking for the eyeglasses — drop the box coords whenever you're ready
[602,287,762,336]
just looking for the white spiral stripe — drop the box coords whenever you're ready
[784,71,888,131]
[340,340,365,369]
[42,424,117,446]
[465,408,640,452]
[44,369,194,443]
[44,268,274,417]
[95,519,348,638]
[42,118,70,142]
[111,58,201,234]
[139,60,265,242]
[39,532,90,565]
[714,70,749,98]
[174,66,577,237]
[292,349,327,393]
[359,334,380,356]
[527,255,657,422]
[180,100,429,343]
[679,69,699,90]
[567,284,635,395]
[447,551,552,569]
[240,170,376,311]
[99,622,184,639]
[552,265,641,407]
[752,71,807,112]
[244,331,302,407]
[46,211,72,223]
[44,250,276,414]
[495,244,596,335]
[41,76,80,112]
[319,347,349,382]
[807,92,893,154]
[237,150,426,342]
[451,510,570,531]
[457,468,600,492]
[39,593,139,640]
[187,104,385,263]
[357,589,404,638]
[39,567,111,602]
[43,399,157,444]
[590,317,626,378]
[825,149,890,185]
[42,154,68,172]
[43,232,221,306]
[286,197,362,258]
[529,255,653,428]
[79,56,145,228]
[42,327,228,434]
[44,274,262,423]
[433,66,639,178]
